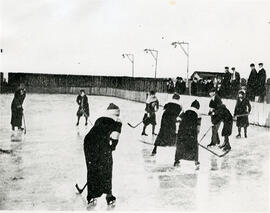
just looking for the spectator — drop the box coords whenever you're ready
[230,67,241,99]
[220,66,231,98]
[206,77,214,94]
[175,77,186,94]
[191,78,198,96]
[257,63,266,103]
[247,63,257,101]
[167,78,175,93]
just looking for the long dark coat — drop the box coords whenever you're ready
[234,98,251,127]
[256,68,266,95]
[84,117,122,199]
[175,109,201,162]
[154,102,182,147]
[11,90,26,128]
[212,104,233,136]
[209,95,222,123]
[220,72,231,97]
[76,95,89,117]
[247,69,257,100]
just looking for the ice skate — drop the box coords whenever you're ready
[173,161,180,167]
[85,122,88,126]
[141,132,148,136]
[195,162,200,170]
[207,142,216,148]
[236,134,241,138]
[218,142,226,149]
[87,198,97,206]
[223,144,231,152]
[106,195,116,205]
[76,122,79,126]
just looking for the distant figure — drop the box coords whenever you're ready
[234,90,251,138]
[175,77,186,94]
[83,103,122,205]
[210,102,233,152]
[257,63,266,103]
[174,100,201,170]
[166,78,175,93]
[220,66,231,98]
[11,87,26,131]
[151,93,182,155]
[141,91,159,136]
[230,67,240,98]
[76,90,89,126]
[207,88,222,147]
[191,78,198,96]
[206,77,214,94]
[247,63,257,101]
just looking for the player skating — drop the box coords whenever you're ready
[209,101,233,152]
[83,103,122,205]
[207,88,222,147]
[174,100,201,170]
[76,90,90,126]
[151,93,182,155]
[234,90,251,138]
[11,87,26,131]
[141,91,159,136]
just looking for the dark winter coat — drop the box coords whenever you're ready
[175,81,186,94]
[221,72,231,97]
[209,95,222,123]
[191,81,198,96]
[256,68,266,95]
[247,69,257,99]
[234,97,251,127]
[84,116,122,198]
[76,95,89,117]
[231,72,241,93]
[154,102,182,147]
[175,108,201,162]
[11,90,26,127]
[143,96,159,126]
[212,104,233,136]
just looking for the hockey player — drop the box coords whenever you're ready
[174,100,201,169]
[209,101,233,152]
[83,103,122,205]
[151,93,182,155]
[207,88,222,147]
[141,91,159,136]
[11,87,26,131]
[76,90,90,126]
[234,90,251,138]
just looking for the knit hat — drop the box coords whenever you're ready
[172,93,180,100]
[191,100,200,110]
[107,103,120,116]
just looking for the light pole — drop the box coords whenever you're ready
[171,41,190,94]
[144,48,158,79]
[122,53,134,77]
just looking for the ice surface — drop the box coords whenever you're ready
[0,94,269,211]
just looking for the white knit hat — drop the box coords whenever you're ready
[107,103,120,116]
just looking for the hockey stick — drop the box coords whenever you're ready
[127,120,144,128]
[197,126,229,158]
[234,113,250,118]
[0,148,13,154]
[75,182,87,194]
[22,114,26,134]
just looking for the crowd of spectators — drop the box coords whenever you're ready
[166,63,267,103]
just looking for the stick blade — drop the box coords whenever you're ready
[127,123,135,128]
[75,184,83,194]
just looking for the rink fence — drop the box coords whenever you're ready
[3,72,270,127]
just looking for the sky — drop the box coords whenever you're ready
[0,0,270,79]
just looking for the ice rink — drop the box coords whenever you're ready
[0,94,269,211]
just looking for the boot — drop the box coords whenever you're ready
[174,160,180,167]
[207,142,216,147]
[219,136,229,148]
[236,127,241,138]
[223,137,231,152]
[106,194,116,205]
[195,161,200,170]
[141,126,148,136]
[152,125,157,135]
[151,146,157,156]
[244,127,247,138]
